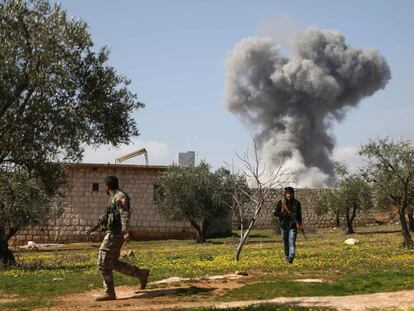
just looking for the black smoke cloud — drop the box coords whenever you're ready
[223,27,391,187]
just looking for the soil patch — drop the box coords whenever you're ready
[38,273,248,310]
[215,290,414,310]
[34,274,414,311]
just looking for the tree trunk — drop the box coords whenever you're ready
[189,220,205,243]
[0,227,16,267]
[398,206,414,248]
[234,217,255,261]
[349,204,357,232]
[335,211,341,227]
[201,218,210,240]
[345,207,354,234]
[407,206,414,233]
[234,201,264,261]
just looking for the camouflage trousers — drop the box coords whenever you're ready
[97,233,143,294]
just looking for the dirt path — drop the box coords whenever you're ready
[36,275,414,311]
[40,273,247,311]
[214,290,414,310]
[0,294,20,305]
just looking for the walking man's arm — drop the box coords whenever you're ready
[115,193,131,242]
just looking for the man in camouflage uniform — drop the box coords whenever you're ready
[88,176,150,301]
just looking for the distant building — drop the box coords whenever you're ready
[178,151,195,166]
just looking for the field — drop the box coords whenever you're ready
[0,224,413,310]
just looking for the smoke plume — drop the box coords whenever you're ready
[223,27,391,187]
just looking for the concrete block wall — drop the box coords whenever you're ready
[12,164,194,244]
[11,167,380,245]
[232,188,376,230]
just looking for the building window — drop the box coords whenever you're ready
[92,183,99,192]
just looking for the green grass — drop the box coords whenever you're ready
[0,224,413,310]
[220,270,414,301]
[0,298,47,311]
[0,272,102,297]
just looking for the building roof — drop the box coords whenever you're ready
[65,163,168,170]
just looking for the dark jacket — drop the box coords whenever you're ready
[273,198,302,230]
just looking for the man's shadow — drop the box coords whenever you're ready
[116,286,214,300]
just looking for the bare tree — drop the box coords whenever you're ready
[228,140,292,261]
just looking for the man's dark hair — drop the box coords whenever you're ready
[284,186,294,193]
[104,176,119,190]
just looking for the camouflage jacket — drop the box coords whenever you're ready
[99,189,131,235]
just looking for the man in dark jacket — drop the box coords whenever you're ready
[273,186,302,263]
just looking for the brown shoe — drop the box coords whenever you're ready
[139,269,150,289]
[95,292,116,301]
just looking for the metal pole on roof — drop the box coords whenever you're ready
[116,148,149,165]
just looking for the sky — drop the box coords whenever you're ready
[56,0,414,173]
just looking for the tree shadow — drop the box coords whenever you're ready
[356,230,401,235]
[117,286,214,300]
[223,239,280,245]
[231,233,270,238]
[250,301,336,310]
[204,240,224,245]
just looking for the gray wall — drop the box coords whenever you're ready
[232,188,376,230]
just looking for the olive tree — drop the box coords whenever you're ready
[408,206,414,232]
[0,0,144,265]
[316,164,372,234]
[316,189,342,228]
[360,138,414,248]
[0,166,68,265]
[155,162,232,243]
